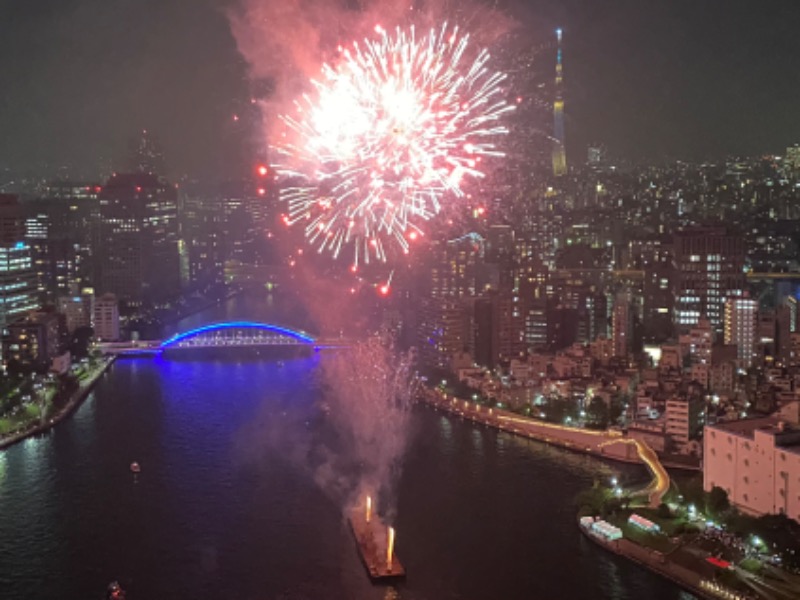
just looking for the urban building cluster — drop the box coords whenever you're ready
[388,143,800,521]
[0,132,275,374]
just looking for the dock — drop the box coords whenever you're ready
[348,509,405,581]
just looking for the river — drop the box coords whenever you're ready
[0,292,694,599]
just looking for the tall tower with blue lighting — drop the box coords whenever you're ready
[552,28,567,177]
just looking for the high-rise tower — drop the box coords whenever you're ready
[674,227,746,333]
[552,29,567,177]
[95,173,180,310]
[130,129,166,176]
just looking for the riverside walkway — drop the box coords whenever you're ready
[420,389,670,503]
[0,356,116,450]
[596,437,670,506]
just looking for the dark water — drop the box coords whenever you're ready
[0,293,694,599]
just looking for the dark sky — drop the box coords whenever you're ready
[1,0,799,179]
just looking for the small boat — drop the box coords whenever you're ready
[130,462,141,474]
[106,581,126,599]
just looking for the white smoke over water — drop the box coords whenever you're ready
[315,336,418,521]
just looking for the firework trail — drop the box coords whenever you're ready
[273,22,513,266]
[319,335,418,520]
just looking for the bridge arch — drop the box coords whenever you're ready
[160,321,316,350]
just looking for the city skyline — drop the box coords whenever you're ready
[1,0,799,178]
[3,3,800,598]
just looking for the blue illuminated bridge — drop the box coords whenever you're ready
[99,322,349,357]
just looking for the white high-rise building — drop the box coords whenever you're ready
[724,297,758,369]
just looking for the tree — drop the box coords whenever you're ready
[609,397,625,425]
[602,497,623,518]
[586,396,610,429]
[707,486,730,516]
[679,478,706,510]
[68,326,94,359]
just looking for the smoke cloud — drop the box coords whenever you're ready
[315,337,418,521]
[226,0,512,143]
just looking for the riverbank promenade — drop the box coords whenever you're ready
[419,388,670,506]
[0,356,116,450]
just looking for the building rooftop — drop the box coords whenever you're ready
[711,417,779,436]
[102,172,167,191]
[709,417,800,449]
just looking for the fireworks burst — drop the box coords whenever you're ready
[273,23,513,266]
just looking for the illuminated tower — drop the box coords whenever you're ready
[552,29,567,177]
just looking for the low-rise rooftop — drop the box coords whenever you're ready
[709,417,800,449]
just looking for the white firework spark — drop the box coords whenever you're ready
[273,22,513,266]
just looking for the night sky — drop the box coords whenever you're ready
[1,0,799,179]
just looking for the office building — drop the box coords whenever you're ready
[2,311,63,372]
[24,185,97,305]
[0,195,39,328]
[417,298,466,369]
[724,297,758,369]
[679,317,713,365]
[93,293,120,341]
[523,296,548,350]
[786,144,800,176]
[470,291,525,368]
[777,298,797,362]
[95,173,179,310]
[57,290,94,333]
[181,193,225,287]
[674,227,746,332]
[612,291,632,358]
[180,182,270,288]
[627,237,674,342]
[426,235,482,299]
[665,396,705,446]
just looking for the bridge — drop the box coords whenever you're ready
[161,321,315,350]
[98,321,340,357]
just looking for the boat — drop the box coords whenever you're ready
[130,462,141,474]
[106,581,126,599]
[348,508,406,581]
